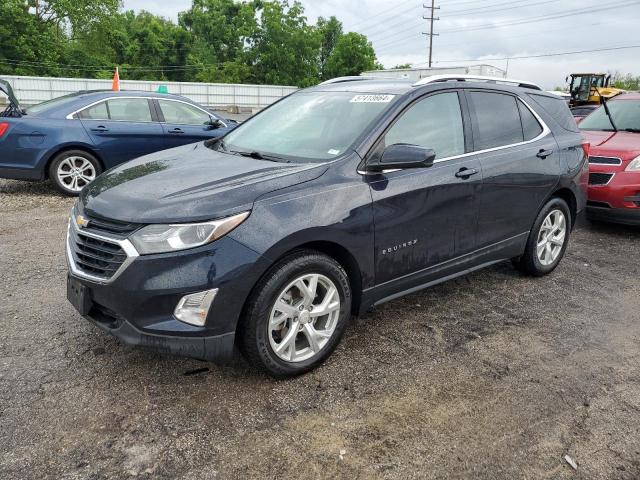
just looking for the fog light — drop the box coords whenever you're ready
[174,289,218,326]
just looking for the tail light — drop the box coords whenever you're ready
[0,122,9,137]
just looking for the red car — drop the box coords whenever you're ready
[579,92,640,226]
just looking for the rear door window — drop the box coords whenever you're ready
[518,100,543,140]
[468,91,524,150]
[106,98,153,122]
[77,101,109,120]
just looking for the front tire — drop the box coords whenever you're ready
[239,250,352,378]
[49,150,102,196]
[513,197,571,276]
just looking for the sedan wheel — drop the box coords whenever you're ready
[49,150,102,196]
[57,156,97,193]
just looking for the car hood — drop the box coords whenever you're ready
[582,130,640,160]
[81,142,329,223]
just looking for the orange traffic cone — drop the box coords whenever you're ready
[112,67,120,91]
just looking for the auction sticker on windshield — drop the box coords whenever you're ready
[350,94,395,103]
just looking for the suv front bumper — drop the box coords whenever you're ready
[66,228,265,362]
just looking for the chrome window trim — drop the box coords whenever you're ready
[359,96,550,175]
[588,156,622,166]
[66,213,139,285]
[156,98,228,128]
[65,96,157,122]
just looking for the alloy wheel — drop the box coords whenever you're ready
[536,209,566,266]
[57,156,96,192]
[268,273,341,363]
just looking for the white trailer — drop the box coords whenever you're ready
[362,64,506,82]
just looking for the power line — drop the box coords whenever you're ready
[423,44,640,64]
[347,0,415,30]
[374,0,638,53]
[439,0,640,33]
[440,0,558,17]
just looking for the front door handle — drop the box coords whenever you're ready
[168,128,184,134]
[536,148,554,159]
[455,167,479,179]
[90,126,109,132]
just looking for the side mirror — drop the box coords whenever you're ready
[367,144,436,172]
[205,118,223,130]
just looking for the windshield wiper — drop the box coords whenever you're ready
[622,128,640,133]
[230,150,287,162]
[595,87,618,132]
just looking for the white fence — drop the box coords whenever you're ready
[1,75,298,109]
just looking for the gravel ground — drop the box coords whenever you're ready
[1,178,639,479]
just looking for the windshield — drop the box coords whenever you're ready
[216,91,397,162]
[579,100,640,132]
[26,93,78,115]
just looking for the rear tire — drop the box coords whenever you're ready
[49,150,102,196]
[513,197,571,276]
[239,250,352,378]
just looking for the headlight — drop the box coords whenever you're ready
[130,211,249,254]
[625,155,640,172]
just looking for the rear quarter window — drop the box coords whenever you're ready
[527,93,579,133]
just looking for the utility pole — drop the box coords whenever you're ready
[422,1,440,67]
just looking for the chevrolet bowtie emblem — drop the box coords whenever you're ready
[76,215,90,228]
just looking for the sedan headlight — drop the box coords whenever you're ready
[130,211,249,254]
[625,155,640,172]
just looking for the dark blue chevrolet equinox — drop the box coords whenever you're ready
[66,75,589,377]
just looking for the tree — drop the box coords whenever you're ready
[0,0,382,87]
[29,0,119,36]
[248,1,321,87]
[610,71,640,91]
[324,32,378,79]
[179,0,256,83]
[0,0,66,76]
[317,16,342,80]
[392,63,412,69]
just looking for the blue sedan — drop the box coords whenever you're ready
[0,83,237,195]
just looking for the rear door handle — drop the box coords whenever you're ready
[168,128,184,134]
[90,126,109,132]
[536,148,554,159]
[455,167,479,179]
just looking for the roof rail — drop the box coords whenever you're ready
[413,74,541,91]
[319,76,383,85]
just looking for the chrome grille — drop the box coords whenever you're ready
[67,216,139,283]
[69,227,126,278]
[589,172,614,186]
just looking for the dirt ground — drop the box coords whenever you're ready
[1,178,639,480]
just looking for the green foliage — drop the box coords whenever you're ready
[324,32,378,79]
[610,72,640,91]
[0,0,383,87]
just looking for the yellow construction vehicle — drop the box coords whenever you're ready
[566,73,624,107]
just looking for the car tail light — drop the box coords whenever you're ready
[0,122,9,137]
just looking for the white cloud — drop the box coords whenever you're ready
[122,0,640,89]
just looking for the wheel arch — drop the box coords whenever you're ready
[239,239,364,323]
[548,187,578,227]
[43,144,105,180]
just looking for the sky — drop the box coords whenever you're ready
[122,0,640,89]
